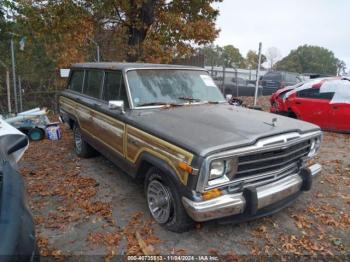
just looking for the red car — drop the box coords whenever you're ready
[270,77,350,132]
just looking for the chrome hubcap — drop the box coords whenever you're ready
[147,180,172,224]
[74,128,82,153]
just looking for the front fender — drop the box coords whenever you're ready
[135,152,194,199]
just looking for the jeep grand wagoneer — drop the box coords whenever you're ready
[59,63,322,232]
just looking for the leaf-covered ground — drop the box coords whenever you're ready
[19,98,349,260]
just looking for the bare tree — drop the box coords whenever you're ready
[266,47,281,70]
[336,59,346,76]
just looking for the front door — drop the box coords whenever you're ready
[290,88,333,129]
[96,70,129,157]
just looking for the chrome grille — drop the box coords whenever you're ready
[236,140,311,179]
[228,162,298,193]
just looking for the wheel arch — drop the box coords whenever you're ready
[135,152,184,189]
[287,108,298,119]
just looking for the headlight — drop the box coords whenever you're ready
[308,136,322,157]
[209,158,238,181]
[209,160,225,180]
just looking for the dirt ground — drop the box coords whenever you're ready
[19,97,350,260]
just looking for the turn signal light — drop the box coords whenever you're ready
[202,188,222,201]
[178,162,193,173]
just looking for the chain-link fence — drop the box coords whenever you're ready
[207,67,268,97]
[0,71,64,115]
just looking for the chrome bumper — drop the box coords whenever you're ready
[182,164,322,222]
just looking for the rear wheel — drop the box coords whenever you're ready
[73,125,96,158]
[145,167,194,232]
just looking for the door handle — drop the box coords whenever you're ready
[295,101,301,105]
[93,102,101,107]
[332,106,338,109]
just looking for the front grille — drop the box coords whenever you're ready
[228,162,298,193]
[235,140,311,179]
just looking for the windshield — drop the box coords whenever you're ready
[126,69,225,107]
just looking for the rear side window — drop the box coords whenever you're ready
[83,70,103,98]
[69,70,84,92]
[297,88,334,100]
[103,71,128,106]
[286,73,298,84]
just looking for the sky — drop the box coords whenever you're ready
[214,0,350,72]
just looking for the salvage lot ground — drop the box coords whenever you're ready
[20,97,350,259]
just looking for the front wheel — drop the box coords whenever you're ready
[145,167,194,232]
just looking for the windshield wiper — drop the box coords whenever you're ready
[138,102,182,107]
[177,97,202,102]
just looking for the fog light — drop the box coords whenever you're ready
[202,188,222,201]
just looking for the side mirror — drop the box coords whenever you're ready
[108,100,125,113]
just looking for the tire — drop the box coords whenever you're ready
[28,128,45,141]
[73,125,96,158]
[145,167,194,232]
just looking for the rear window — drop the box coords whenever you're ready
[83,70,103,98]
[263,72,282,81]
[69,70,84,92]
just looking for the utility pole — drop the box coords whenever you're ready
[18,75,23,112]
[6,71,11,114]
[254,42,262,107]
[0,60,11,114]
[88,37,100,62]
[10,37,18,113]
[221,65,226,94]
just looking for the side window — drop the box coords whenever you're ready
[103,71,128,106]
[263,72,281,81]
[69,70,84,92]
[83,70,103,98]
[297,88,334,100]
[285,74,296,84]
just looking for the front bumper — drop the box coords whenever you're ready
[182,163,321,222]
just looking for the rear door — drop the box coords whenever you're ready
[290,88,334,129]
[81,69,105,139]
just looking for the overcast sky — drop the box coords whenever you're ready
[214,0,350,71]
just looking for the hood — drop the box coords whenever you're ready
[274,86,295,97]
[126,104,320,157]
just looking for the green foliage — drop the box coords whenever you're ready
[245,50,266,69]
[221,45,245,67]
[200,45,223,67]
[275,45,339,75]
[199,45,265,69]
